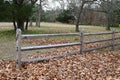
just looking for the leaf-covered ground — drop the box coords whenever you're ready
[0,46,120,80]
[0,38,120,80]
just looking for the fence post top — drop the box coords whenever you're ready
[16,28,22,32]
[16,28,22,38]
[16,28,22,34]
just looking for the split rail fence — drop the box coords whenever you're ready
[16,29,120,68]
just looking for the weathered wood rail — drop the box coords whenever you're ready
[16,29,120,68]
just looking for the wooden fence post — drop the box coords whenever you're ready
[16,29,22,69]
[111,30,115,50]
[80,31,84,53]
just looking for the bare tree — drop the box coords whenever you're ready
[94,0,120,30]
[54,0,66,11]
[36,0,42,27]
[29,17,33,27]
[36,0,48,27]
[67,0,96,32]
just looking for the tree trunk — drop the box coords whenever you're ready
[36,17,38,26]
[36,10,40,27]
[29,19,33,27]
[75,3,84,32]
[75,18,80,32]
[17,19,24,31]
[36,0,42,27]
[13,20,17,31]
[106,13,111,30]
[106,0,111,30]
[25,19,29,30]
[13,16,17,31]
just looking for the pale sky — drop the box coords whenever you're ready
[37,0,67,10]
[36,0,61,10]
[46,0,61,10]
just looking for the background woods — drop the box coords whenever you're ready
[0,0,120,31]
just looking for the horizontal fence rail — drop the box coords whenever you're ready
[84,37,120,44]
[21,42,81,51]
[21,42,120,63]
[21,33,80,38]
[16,29,120,69]
[21,31,120,39]
[21,51,80,63]
[84,31,120,36]
[21,37,120,51]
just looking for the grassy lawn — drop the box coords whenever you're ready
[0,22,107,42]
[0,22,120,60]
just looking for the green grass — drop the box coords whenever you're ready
[0,25,74,43]
[0,27,63,43]
[112,26,120,30]
[0,24,120,43]
[0,30,15,42]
